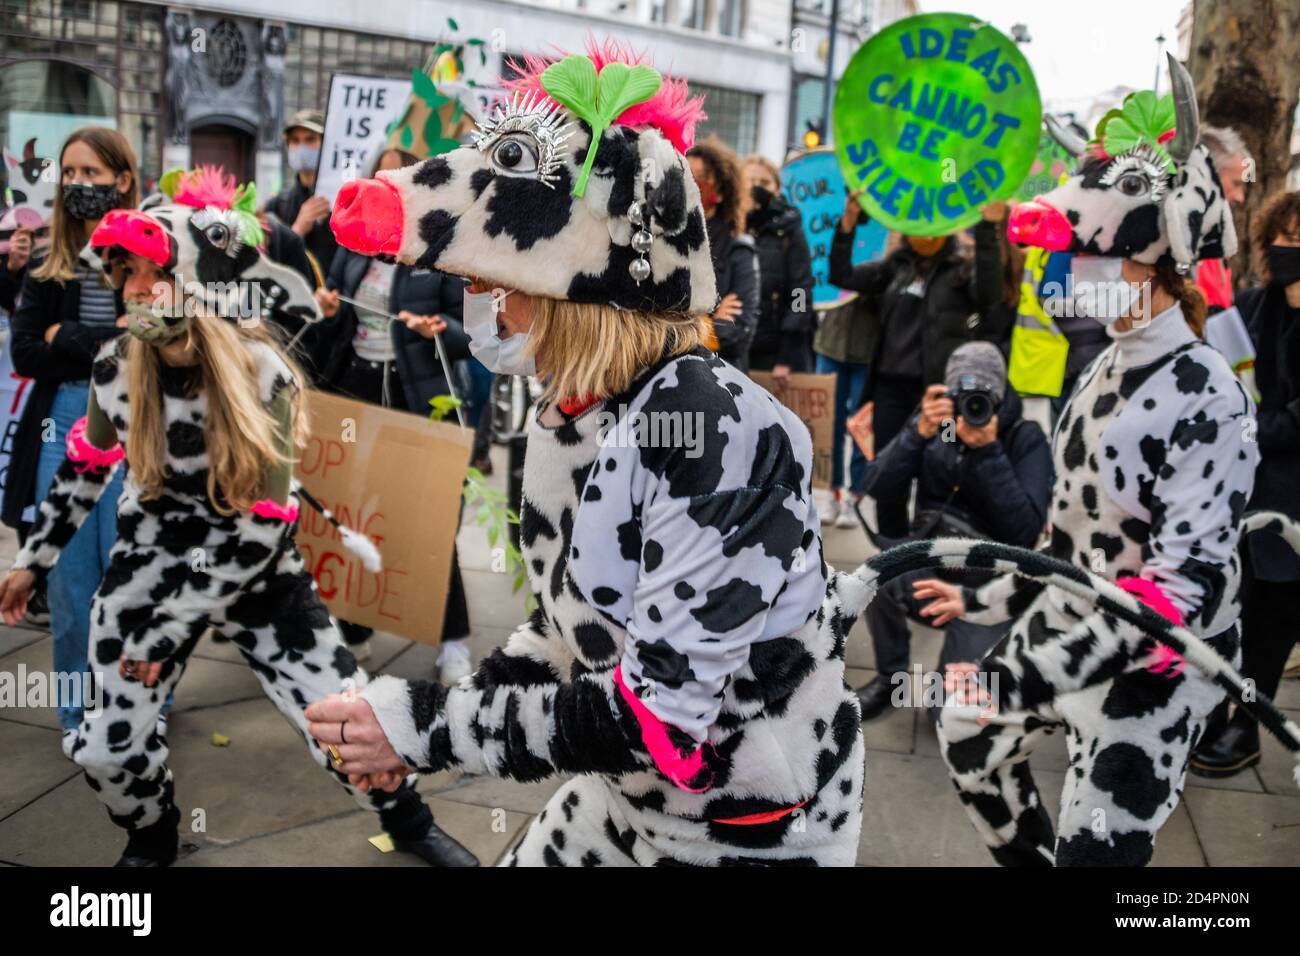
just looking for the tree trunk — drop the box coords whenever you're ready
[1187,0,1300,286]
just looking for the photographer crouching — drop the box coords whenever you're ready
[854,343,1053,721]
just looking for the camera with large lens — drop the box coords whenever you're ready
[951,374,996,428]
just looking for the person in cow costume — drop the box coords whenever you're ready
[911,54,1300,865]
[0,169,479,869]
[306,42,1300,867]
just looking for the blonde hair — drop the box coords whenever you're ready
[127,318,309,514]
[34,128,140,284]
[530,298,707,403]
[742,154,782,189]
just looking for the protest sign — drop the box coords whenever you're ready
[315,74,413,205]
[297,390,473,647]
[1016,124,1077,201]
[750,372,836,490]
[833,13,1041,236]
[782,148,888,309]
[0,335,35,522]
[1205,305,1260,401]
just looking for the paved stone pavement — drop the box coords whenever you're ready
[1,445,1297,867]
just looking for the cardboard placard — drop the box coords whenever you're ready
[833,13,1041,236]
[782,148,888,310]
[297,390,473,646]
[750,372,837,490]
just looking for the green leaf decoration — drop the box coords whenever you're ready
[228,182,264,247]
[1094,90,1178,173]
[411,67,439,104]
[540,54,662,197]
[400,125,413,149]
[447,16,458,31]
[159,168,183,199]
[430,137,462,156]
[427,394,463,422]
[423,113,444,153]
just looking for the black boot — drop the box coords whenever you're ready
[115,807,179,867]
[394,820,480,867]
[854,674,896,722]
[1190,710,1260,779]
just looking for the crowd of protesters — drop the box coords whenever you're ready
[1,110,1295,792]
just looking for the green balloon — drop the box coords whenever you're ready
[833,13,1042,236]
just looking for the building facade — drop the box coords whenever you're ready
[1,0,916,203]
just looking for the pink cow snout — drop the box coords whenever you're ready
[1007,199,1074,251]
[331,177,405,258]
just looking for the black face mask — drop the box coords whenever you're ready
[750,185,775,209]
[1265,244,1300,288]
[62,182,121,221]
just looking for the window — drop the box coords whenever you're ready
[691,80,759,154]
[792,74,827,146]
[283,23,440,122]
[678,0,707,29]
[0,0,164,186]
[719,0,745,37]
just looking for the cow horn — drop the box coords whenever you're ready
[1165,52,1199,164]
[1044,114,1087,158]
[23,138,35,162]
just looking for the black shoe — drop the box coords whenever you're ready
[854,674,895,722]
[114,817,179,868]
[115,850,175,867]
[470,455,494,477]
[394,821,480,867]
[1190,714,1260,779]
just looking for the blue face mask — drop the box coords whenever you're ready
[463,287,535,377]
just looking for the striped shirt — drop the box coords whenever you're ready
[77,264,119,327]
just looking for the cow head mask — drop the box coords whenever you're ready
[94,166,321,327]
[329,39,717,315]
[1009,53,1236,267]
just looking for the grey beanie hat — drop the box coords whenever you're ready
[945,342,1007,404]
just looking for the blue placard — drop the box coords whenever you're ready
[782,148,888,309]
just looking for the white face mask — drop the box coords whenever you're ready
[463,287,536,377]
[1069,256,1143,325]
[287,144,320,174]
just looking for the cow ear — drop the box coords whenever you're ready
[646,160,688,235]
[1165,146,1236,265]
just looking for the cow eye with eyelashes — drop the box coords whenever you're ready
[1099,147,1170,204]
[191,206,248,258]
[490,134,540,177]
[471,91,574,189]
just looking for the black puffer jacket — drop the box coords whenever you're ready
[861,389,1051,548]
[1236,285,1300,580]
[829,218,1004,395]
[706,217,760,372]
[746,197,815,371]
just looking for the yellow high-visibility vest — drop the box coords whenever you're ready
[1007,247,1070,398]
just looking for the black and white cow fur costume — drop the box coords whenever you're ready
[326,43,1300,867]
[930,54,1300,866]
[9,200,466,865]
[331,43,868,865]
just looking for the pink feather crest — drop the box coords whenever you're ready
[503,36,707,154]
[172,165,239,209]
